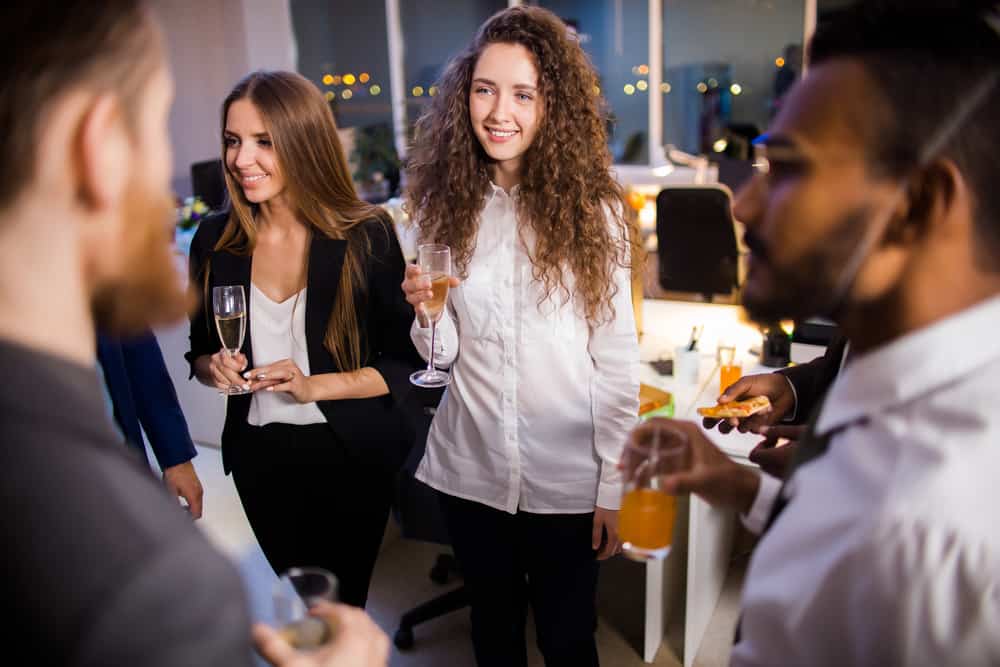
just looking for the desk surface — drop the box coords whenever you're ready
[638,299,766,459]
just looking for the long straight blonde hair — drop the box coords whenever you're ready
[213,70,388,371]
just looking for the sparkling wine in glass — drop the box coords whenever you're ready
[620,423,691,561]
[410,244,452,388]
[273,567,339,650]
[212,285,250,395]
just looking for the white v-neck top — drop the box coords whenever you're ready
[248,283,326,426]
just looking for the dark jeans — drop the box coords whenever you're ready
[438,491,600,667]
[231,422,393,608]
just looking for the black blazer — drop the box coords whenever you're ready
[778,335,848,425]
[185,212,423,473]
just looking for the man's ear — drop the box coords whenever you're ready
[886,159,961,246]
[73,94,130,212]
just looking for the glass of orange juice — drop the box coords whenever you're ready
[620,423,691,561]
[718,344,741,392]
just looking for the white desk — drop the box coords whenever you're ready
[634,300,826,664]
[635,299,762,664]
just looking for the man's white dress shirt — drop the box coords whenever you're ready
[735,294,1000,666]
[411,184,640,514]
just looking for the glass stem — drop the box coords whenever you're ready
[427,320,437,374]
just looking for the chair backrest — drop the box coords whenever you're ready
[190,159,227,211]
[656,186,739,300]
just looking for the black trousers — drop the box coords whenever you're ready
[231,422,393,608]
[438,492,600,667]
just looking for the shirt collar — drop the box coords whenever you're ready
[816,294,1000,435]
[484,180,520,208]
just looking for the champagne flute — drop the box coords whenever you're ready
[272,567,339,650]
[620,424,691,561]
[212,285,251,395]
[410,243,452,388]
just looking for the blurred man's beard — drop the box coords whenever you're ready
[741,207,872,325]
[91,179,194,335]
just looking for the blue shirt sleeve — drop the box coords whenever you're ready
[119,333,197,470]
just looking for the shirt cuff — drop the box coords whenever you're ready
[596,477,623,511]
[409,310,455,367]
[740,472,782,535]
[778,372,799,422]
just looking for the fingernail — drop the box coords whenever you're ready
[242,384,250,391]
[266,386,274,392]
[256,373,267,380]
[242,371,251,379]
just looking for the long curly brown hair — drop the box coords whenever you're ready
[405,6,634,325]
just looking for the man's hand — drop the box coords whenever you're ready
[703,372,796,435]
[592,507,620,560]
[747,424,804,479]
[163,461,204,519]
[621,418,761,515]
[253,602,390,667]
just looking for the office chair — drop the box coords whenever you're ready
[656,185,739,301]
[190,159,227,211]
[392,387,469,650]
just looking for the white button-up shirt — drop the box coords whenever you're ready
[734,294,1000,666]
[411,184,640,514]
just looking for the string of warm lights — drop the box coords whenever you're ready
[319,71,442,100]
[318,54,782,103]
[618,56,782,97]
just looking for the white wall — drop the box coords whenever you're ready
[151,0,296,196]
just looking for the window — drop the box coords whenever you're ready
[290,2,392,130]
[289,0,811,169]
[539,0,651,164]
[400,0,507,128]
[661,0,805,159]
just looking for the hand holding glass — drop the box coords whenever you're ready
[272,567,339,650]
[620,425,691,561]
[212,285,250,395]
[410,244,452,388]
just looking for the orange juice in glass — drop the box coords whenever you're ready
[620,424,690,561]
[718,344,741,392]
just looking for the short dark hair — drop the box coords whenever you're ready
[809,1,1000,252]
[0,2,161,208]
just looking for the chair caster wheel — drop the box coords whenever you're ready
[394,627,415,650]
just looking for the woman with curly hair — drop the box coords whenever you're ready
[401,7,639,665]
